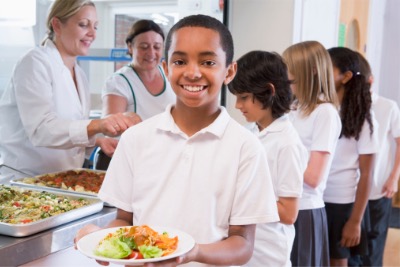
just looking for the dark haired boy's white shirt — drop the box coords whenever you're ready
[99,104,279,267]
[244,115,307,267]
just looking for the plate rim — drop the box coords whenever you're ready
[77,225,195,265]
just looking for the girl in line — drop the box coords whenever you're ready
[228,50,307,267]
[324,47,379,266]
[282,40,342,266]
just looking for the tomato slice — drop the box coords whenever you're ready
[126,251,144,260]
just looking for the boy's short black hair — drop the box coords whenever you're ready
[164,14,234,66]
[228,50,293,119]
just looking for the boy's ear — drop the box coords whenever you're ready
[223,61,237,85]
[162,60,169,78]
[267,83,276,96]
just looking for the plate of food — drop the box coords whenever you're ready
[77,225,195,265]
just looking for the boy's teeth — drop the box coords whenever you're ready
[184,85,203,92]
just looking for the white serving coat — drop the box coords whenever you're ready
[0,40,94,177]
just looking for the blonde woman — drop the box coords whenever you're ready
[282,40,342,266]
[0,0,137,177]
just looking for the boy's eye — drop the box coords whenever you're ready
[202,60,216,66]
[172,59,185,66]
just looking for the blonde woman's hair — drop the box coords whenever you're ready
[282,40,339,116]
[41,0,95,45]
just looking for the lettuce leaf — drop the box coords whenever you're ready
[94,237,131,259]
[138,245,163,259]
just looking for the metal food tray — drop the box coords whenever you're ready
[0,185,104,237]
[10,168,114,207]
[10,168,105,198]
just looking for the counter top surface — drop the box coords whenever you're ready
[0,207,117,266]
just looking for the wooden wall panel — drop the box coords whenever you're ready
[339,0,370,55]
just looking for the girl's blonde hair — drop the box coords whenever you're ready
[41,0,95,45]
[282,40,339,116]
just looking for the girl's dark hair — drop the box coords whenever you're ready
[125,19,165,45]
[228,50,293,118]
[328,47,373,140]
[164,14,234,66]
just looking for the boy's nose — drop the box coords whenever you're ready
[184,64,201,80]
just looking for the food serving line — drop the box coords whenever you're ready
[0,170,117,266]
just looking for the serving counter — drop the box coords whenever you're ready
[0,207,117,266]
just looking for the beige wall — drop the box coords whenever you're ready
[339,0,370,55]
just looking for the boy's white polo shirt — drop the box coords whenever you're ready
[245,115,307,267]
[99,105,279,246]
[370,93,400,199]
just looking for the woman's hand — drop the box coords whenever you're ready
[96,137,118,157]
[88,113,141,138]
[123,111,142,125]
[99,113,140,137]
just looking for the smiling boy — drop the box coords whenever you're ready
[76,14,278,267]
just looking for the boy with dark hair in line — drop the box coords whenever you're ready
[75,14,279,267]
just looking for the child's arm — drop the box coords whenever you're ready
[277,197,299,224]
[146,224,256,266]
[382,136,400,198]
[340,153,374,248]
[304,151,330,188]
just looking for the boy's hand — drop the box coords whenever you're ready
[74,224,110,266]
[74,223,101,250]
[141,244,198,267]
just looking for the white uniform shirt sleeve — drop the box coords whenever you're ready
[102,72,132,101]
[276,144,305,198]
[390,101,400,138]
[311,106,341,153]
[13,48,92,149]
[358,112,380,155]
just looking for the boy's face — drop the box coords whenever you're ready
[234,93,268,124]
[163,26,236,109]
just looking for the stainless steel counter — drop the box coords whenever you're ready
[0,207,117,266]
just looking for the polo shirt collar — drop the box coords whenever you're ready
[158,104,230,138]
[258,114,289,137]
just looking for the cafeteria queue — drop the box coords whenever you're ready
[0,0,399,266]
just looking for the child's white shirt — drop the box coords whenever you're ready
[244,115,307,267]
[289,103,342,209]
[99,105,279,267]
[324,112,380,203]
[369,92,400,199]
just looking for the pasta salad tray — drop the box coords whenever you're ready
[0,184,103,237]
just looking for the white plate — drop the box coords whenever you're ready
[77,226,195,265]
